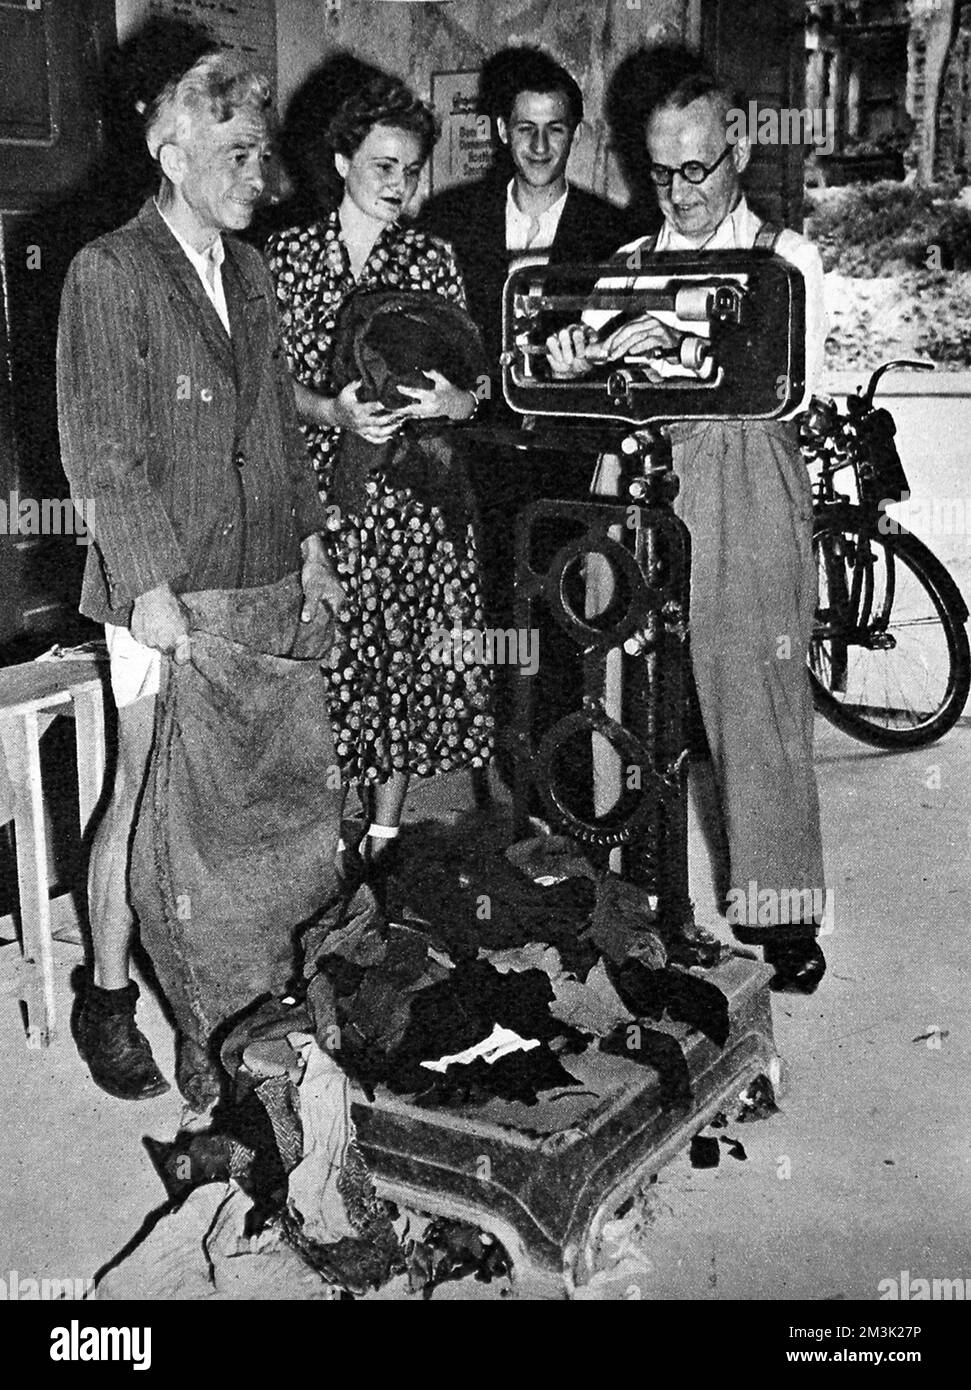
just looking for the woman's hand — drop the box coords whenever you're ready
[545,323,604,379]
[395,370,475,421]
[332,380,406,443]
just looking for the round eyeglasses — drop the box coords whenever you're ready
[649,145,733,188]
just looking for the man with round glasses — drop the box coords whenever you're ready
[650,140,733,199]
[547,58,828,993]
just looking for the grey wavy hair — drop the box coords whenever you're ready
[144,50,272,159]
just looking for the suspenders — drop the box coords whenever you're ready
[623,218,783,259]
[752,220,783,252]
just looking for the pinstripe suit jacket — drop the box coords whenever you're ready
[56,197,328,626]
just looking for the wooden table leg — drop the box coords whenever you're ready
[73,684,106,837]
[0,711,56,1047]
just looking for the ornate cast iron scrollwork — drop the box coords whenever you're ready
[510,427,717,965]
[498,254,807,967]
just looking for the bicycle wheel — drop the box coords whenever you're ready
[809,507,971,748]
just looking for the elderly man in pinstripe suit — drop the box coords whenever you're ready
[56,53,343,1104]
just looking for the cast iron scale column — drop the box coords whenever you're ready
[510,421,718,966]
[501,249,806,969]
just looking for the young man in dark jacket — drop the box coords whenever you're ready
[422,47,639,410]
[421,51,641,754]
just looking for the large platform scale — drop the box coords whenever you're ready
[350,250,806,1296]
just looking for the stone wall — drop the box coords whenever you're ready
[907,0,959,181]
[114,1,812,218]
[932,1,971,178]
[275,0,699,207]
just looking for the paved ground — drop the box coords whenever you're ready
[1,711,968,1301]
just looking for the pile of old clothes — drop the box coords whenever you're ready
[283,817,732,1110]
[122,817,732,1298]
[110,1034,402,1299]
[128,1024,513,1299]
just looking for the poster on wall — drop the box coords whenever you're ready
[148,0,277,87]
[430,70,494,195]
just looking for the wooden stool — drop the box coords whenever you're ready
[0,657,107,1047]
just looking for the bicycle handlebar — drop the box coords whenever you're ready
[861,358,935,409]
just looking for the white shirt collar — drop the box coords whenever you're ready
[505,178,569,252]
[656,195,756,252]
[154,200,225,275]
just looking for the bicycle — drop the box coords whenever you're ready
[801,360,971,749]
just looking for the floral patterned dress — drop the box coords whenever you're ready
[265,211,493,785]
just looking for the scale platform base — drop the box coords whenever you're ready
[352,952,780,1298]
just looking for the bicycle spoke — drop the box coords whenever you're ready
[811,517,968,743]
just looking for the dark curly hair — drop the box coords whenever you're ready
[326,74,440,166]
[489,48,583,129]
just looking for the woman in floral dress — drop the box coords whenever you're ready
[265,76,493,872]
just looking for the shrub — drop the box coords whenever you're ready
[933,203,971,271]
[914,270,971,364]
[805,181,971,276]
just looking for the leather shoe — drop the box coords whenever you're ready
[73,979,170,1101]
[765,939,827,994]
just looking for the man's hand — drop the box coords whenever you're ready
[395,369,475,421]
[332,380,406,444]
[300,534,346,626]
[600,313,680,363]
[545,323,603,379]
[130,583,191,663]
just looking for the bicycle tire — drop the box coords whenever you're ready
[810,507,971,748]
